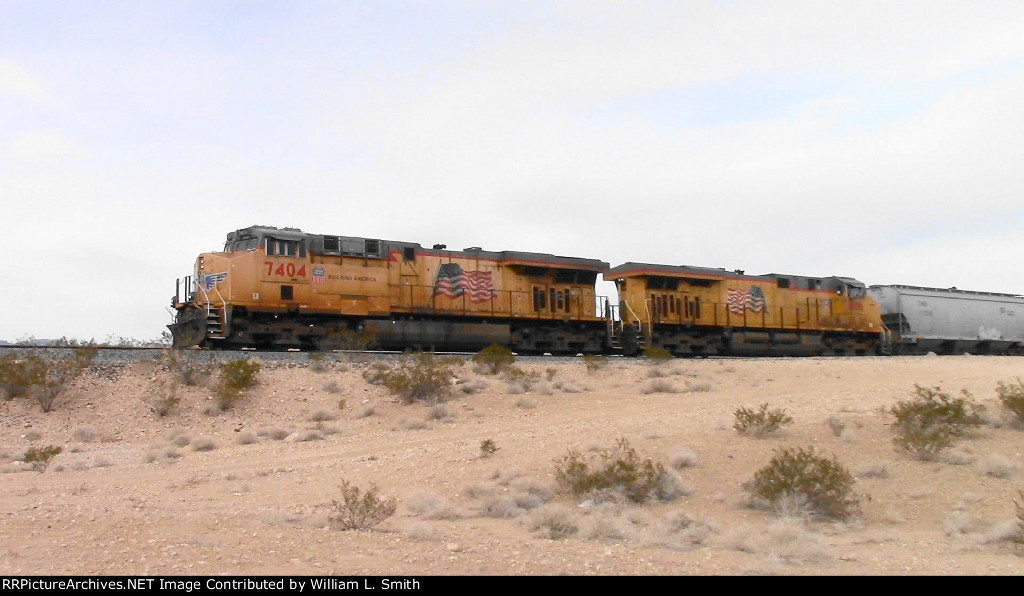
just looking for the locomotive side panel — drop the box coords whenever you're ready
[171,226,610,351]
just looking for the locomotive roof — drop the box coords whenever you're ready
[608,262,864,286]
[228,225,608,271]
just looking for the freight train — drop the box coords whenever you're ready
[168,226,1024,356]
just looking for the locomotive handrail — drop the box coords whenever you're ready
[643,298,652,339]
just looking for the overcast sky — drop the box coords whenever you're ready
[2,1,1023,342]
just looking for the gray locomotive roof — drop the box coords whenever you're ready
[869,284,1024,300]
[230,225,608,271]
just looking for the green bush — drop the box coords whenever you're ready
[0,354,46,399]
[363,352,459,403]
[473,344,515,374]
[554,437,671,503]
[1,345,98,412]
[889,384,985,460]
[996,379,1024,423]
[213,359,261,410]
[328,480,398,530]
[733,403,794,437]
[643,346,673,364]
[480,439,500,458]
[24,445,62,472]
[744,446,860,521]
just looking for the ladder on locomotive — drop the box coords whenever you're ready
[197,284,227,341]
[606,302,646,351]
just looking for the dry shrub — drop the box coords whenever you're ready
[855,462,891,479]
[514,397,536,409]
[308,408,337,422]
[582,355,608,374]
[502,366,541,393]
[405,493,464,520]
[526,504,580,539]
[191,436,216,452]
[294,430,325,442]
[554,437,675,503]
[826,415,846,437]
[745,447,859,521]
[684,380,713,393]
[235,431,259,445]
[258,428,291,441]
[146,375,181,417]
[889,384,985,461]
[642,379,678,394]
[996,379,1024,424]
[427,403,455,422]
[667,446,698,470]
[363,352,458,403]
[72,426,100,443]
[734,403,793,437]
[980,454,1016,479]
[327,480,397,530]
[458,377,488,395]
[160,348,212,386]
[1014,491,1024,546]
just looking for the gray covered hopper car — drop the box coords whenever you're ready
[868,285,1024,355]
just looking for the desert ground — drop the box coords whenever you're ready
[2,352,1023,576]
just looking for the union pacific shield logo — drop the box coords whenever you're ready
[433,263,497,302]
[202,272,228,290]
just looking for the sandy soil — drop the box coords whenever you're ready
[2,353,1023,576]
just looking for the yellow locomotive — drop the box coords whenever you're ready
[170,225,611,352]
[608,262,884,356]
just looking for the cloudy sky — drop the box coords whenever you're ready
[2,1,1022,342]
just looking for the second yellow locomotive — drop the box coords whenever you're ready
[609,262,883,356]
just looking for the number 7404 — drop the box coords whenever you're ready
[265,262,307,277]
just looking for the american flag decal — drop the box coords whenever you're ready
[727,286,769,314]
[203,272,228,290]
[312,267,326,285]
[433,263,497,302]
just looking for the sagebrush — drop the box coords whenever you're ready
[996,379,1024,423]
[744,446,860,521]
[733,403,793,437]
[554,437,672,503]
[0,344,98,411]
[472,344,515,374]
[889,384,985,460]
[363,351,460,403]
[213,359,261,410]
[24,445,62,472]
[327,480,398,530]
